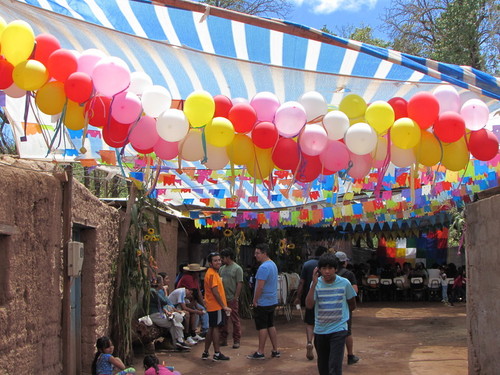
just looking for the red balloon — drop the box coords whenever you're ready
[252,121,278,149]
[408,92,439,129]
[469,129,499,161]
[322,168,335,175]
[34,34,61,66]
[65,72,93,103]
[213,95,233,118]
[132,145,155,154]
[102,119,130,148]
[0,60,14,90]
[272,137,300,170]
[85,96,112,128]
[296,154,321,183]
[433,111,465,143]
[229,103,257,133]
[47,49,78,82]
[388,97,408,120]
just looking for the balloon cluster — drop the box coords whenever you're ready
[0,18,498,182]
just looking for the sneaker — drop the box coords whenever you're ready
[201,351,209,360]
[247,352,265,360]
[306,342,314,360]
[347,354,359,365]
[271,350,281,358]
[232,342,240,349]
[175,341,191,350]
[213,352,230,361]
[185,336,197,345]
[192,334,205,342]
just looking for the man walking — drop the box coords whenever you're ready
[306,253,356,375]
[294,246,328,360]
[247,243,280,360]
[219,248,244,349]
[201,252,232,361]
[335,251,360,365]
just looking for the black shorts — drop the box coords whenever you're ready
[304,307,315,325]
[253,305,276,330]
[208,310,225,328]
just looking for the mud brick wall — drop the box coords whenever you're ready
[466,192,500,375]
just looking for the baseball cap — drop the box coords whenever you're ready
[335,251,350,262]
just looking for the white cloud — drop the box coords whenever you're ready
[290,0,379,14]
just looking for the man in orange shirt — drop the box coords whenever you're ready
[201,252,232,361]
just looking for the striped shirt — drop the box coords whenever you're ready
[313,275,356,335]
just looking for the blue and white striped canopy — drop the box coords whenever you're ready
[2,0,499,213]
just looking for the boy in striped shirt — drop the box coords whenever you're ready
[306,253,357,375]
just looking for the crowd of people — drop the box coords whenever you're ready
[92,246,465,375]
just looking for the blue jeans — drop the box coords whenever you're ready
[315,330,348,375]
[442,284,448,302]
[194,302,209,331]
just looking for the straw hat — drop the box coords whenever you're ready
[183,263,206,272]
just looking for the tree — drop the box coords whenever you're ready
[382,0,499,73]
[0,110,17,155]
[201,0,293,18]
[321,25,391,49]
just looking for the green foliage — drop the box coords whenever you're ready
[72,164,129,198]
[448,206,466,248]
[112,191,166,362]
[0,110,17,155]
[321,24,391,48]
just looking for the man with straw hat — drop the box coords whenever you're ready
[178,263,209,337]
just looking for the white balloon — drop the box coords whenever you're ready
[299,124,328,156]
[179,129,204,161]
[129,71,153,95]
[141,85,172,117]
[344,122,378,155]
[391,144,416,167]
[323,110,350,140]
[4,82,26,98]
[204,144,229,170]
[274,101,307,138]
[433,85,460,114]
[460,99,489,131]
[156,109,189,142]
[77,48,106,75]
[299,91,328,122]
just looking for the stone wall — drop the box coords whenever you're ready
[466,191,500,375]
[0,157,120,375]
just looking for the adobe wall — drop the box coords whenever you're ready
[466,192,500,375]
[0,157,120,375]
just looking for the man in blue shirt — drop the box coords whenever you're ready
[247,243,279,360]
[306,253,357,375]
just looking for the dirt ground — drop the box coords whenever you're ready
[133,301,467,375]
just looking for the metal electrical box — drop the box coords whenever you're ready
[68,241,84,277]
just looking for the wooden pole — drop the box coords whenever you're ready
[61,165,73,375]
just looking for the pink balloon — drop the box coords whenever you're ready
[274,101,307,138]
[250,92,280,122]
[320,140,349,172]
[111,91,142,124]
[77,49,106,75]
[154,138,179,160]
[92,57,130,96]
[299,124,328,156]
[129,116,159,150]
[348,152,373,179]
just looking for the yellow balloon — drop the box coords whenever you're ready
[391,117,421,149]
[64,100,86,130]
[365,100,395,134]
[441,137,470,171]
[12,59,49,91]
[246,146,274,180]
[1,20,35,65]
[183,90,215,128]
[414,130,442,167]
[227,134,253,165]
[339,94,367,119]
[349,116,365,126]
[35,81,67,115]
[205,117,235,147]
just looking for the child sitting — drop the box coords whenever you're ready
[91,336,136,375]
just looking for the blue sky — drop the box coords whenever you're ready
[286,0,392,39]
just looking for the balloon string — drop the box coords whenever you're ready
[201,127,208,164]
[374,130,391,198]
[21,91,31,141]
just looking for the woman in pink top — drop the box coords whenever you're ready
[143,355,179,375]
